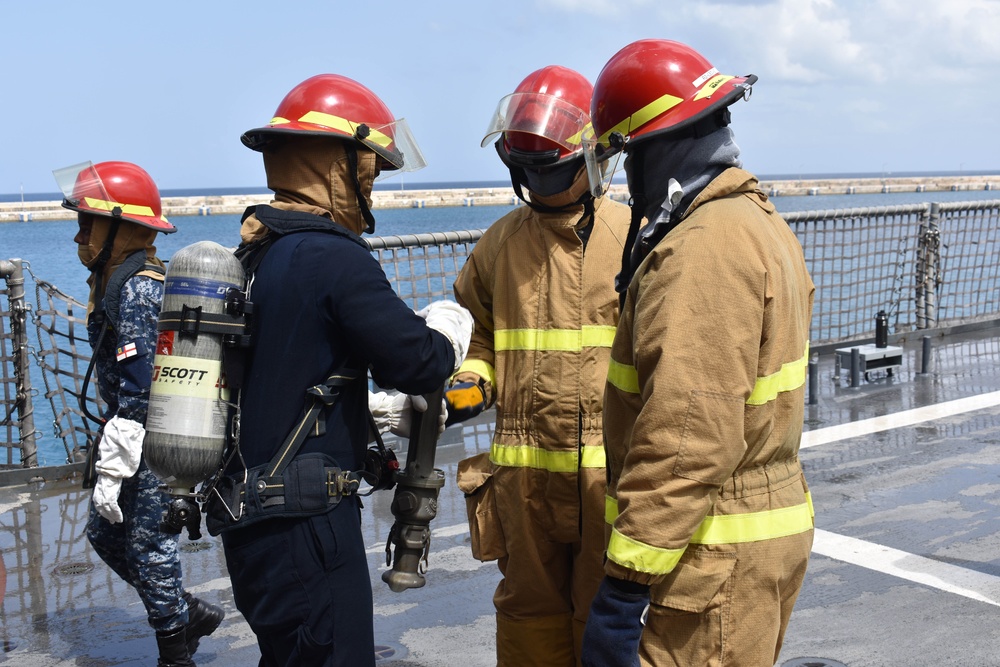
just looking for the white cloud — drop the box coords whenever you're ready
[541,0,1000,85]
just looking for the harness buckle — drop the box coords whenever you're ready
[328,468,360,497]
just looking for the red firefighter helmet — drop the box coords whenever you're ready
[483,65,593,169]
[241,73,426,176]
[55,161,175,233]
[591,39,756,158]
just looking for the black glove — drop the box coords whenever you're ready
[581,576,650,667]
[444,381,486,426]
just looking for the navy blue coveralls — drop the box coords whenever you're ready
[221,207,455,667]
[86,273,190,633]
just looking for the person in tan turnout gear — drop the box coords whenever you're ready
[449,65,631,666]
[580,40,816,667]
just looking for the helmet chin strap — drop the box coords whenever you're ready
[91,216,123,298]
[346,144,377,234]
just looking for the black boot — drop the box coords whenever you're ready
[155,627,196,667]
[183,592,225,655]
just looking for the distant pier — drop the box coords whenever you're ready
[1,174,998,222]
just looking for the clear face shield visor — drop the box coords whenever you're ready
[481,91,591,154]
[358,117,427,182]
[582,129,625,198]
[53,161,109,208]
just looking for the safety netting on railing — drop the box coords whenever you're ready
[934,200,1000,327]
[30,274,103,464]
[367,230,484,312]
[785,204,928,345]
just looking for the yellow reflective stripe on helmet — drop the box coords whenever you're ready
[608,527,686,575]
[597,93,683,146]
[285,110,393,148]
[491,443,606,472]
[605,493,814,573]
[83,197,155,218]
[495,326,616,352]
[693,75,736,101]
[746,344,809,406]
[456,359,496,389]
[607,358,639,394]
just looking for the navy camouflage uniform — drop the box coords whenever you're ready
[86,273,190,633]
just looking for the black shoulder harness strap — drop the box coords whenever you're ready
[262,364,361,480]
[103,250,165,331]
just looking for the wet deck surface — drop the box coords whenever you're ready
[1,326,999,666]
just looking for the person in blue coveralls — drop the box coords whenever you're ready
[212,74,472,667]
[57,160,225,667]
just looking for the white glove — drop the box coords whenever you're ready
[369,391,448,438]
[418,300,473,372]
[93,475,125,524]
[92,417,145,524]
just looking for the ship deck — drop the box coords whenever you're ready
[2,325,1000,666]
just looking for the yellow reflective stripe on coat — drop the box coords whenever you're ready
[606,343,810,404]
[607,358,639,393]
[456,358,496,389]
[83,197,155,218]
[494,325,616,352]
[604,493,814,573]
[746,345,810,406]
[491,442,606,472]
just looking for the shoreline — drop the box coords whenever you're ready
[1,174,997,222]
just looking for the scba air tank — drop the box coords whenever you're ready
[145,241,246,493]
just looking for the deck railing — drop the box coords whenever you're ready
[3,198,999,470]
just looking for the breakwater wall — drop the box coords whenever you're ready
[2,174,998,223]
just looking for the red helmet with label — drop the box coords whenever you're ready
[241,73,426,176]
[591,39,756,157]
[483,65,593,169]
[55,161,174,233]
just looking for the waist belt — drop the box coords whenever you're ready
[255,467,363,508]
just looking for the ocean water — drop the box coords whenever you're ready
[2,187,999,464]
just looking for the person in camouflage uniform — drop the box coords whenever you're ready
[59,161,225,667]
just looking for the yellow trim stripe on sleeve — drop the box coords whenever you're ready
[607,358,639,394]
[456,359,496,389]
[494,326,616,352]
[83,197,156,219]
[746,344,809,406]
[491,443,606,472]
[597,93,683,146]
[607,527,687,575]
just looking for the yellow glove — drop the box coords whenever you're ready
[444,381,486,426]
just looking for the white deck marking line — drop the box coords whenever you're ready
[802,390,1000,603]
[812,529,1000,607]
[801,390,1000,449]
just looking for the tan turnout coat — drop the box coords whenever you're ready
[603,168,816,667]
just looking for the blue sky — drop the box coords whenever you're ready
[2,0,998,195]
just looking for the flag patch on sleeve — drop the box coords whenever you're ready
[116,342,139,362]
